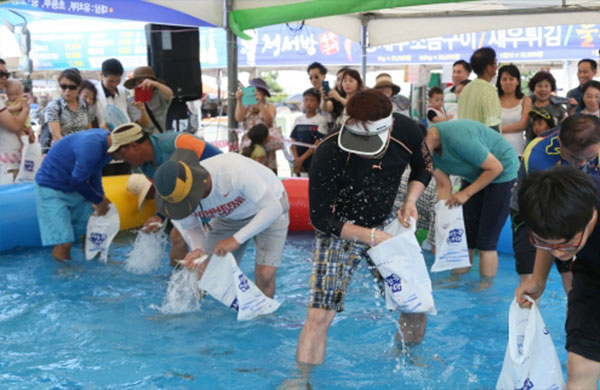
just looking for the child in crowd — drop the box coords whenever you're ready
[5,79,34,143]
[241,123,269,166]
[529,107,555,137]
[290,88,327,176]
[426,86,452,126]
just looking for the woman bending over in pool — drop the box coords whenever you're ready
[424,119,518,280]
[296,89,432,373]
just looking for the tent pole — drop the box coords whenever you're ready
[226,0,239,151]
[361,16,368,82]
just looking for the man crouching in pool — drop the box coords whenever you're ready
[34,129,113,260]
[107,122,221,266]
[515,166,600,389]
[296,90,432,375]
[152,149,289,298]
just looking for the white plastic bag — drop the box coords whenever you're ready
[432,201,471,272]
[496,297,565,390]
[85,203,120,263]
[197,253,280,321]
[367,218,436,314]
[15,136,41,183]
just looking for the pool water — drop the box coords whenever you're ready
[0,231,568,389]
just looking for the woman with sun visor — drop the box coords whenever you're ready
[296,89,433,369]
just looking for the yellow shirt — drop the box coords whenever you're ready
[250,144,266,161]
[457,78,502,130]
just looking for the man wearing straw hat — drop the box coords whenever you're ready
[153,150,289,298]
[34,129,114,261]
[108,123,221,265]
[124,66,173,135]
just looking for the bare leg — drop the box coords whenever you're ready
[566,352,600,390]
[52,243,73,261]
[169,227,188,267]
[297,308,337,373]
[561,271,573,295]
[478,250,498,277]
[452,248,474,275]
[254,264,277,298]
[396,313,427,344]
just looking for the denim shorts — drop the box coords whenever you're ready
[34,183,93,246]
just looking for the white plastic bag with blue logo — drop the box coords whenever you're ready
[432,201,471,272]
[496,297,565,390]
[15,136,41,183]
[367,218,436,314]
[85,203,120,263]
[197,253,280,321]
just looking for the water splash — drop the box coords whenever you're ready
[124,229,168,274]
[157,267,203,314]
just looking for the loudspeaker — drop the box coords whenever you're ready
[145,24,202,101]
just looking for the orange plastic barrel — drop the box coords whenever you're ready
[282,177,312,232]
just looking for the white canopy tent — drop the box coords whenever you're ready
[147,0,600,45]
[145,0,600,142]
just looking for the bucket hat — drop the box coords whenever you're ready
[249,78,271,97]
[124,66,166,89]
[374,73,400,96]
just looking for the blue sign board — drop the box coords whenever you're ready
[5,0,212,26]
[5,6,600,71]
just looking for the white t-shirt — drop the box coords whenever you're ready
[94,82,139,128]
[178,153,285,245]
[0,100,22,170]
[444,86,458,114]
[293,113,328,135]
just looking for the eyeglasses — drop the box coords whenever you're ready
[528,230,584,252]
[60,84,79,91]
[0,71,9,78]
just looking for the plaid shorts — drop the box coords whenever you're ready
[308,214,396,312]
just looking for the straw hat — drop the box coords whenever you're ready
[126,174,153,211]
[124,66,166,89]
[374,73,400,96]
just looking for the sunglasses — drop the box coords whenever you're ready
[60,84,79,91]
[0,71,9,78]
[528,230,584,252]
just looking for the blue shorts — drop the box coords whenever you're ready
[34,183,93,246]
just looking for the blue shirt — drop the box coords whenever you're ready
[290,123,325,172]
[510,129,600,211]
[432,119,518,184]
[35,129,112,204]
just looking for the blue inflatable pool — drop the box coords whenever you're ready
[0,183,42,252]
[0,181,515,256]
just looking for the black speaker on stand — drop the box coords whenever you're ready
[145,24,202,132]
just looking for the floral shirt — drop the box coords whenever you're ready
[45,96,94,136]
[241,104,282,172]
